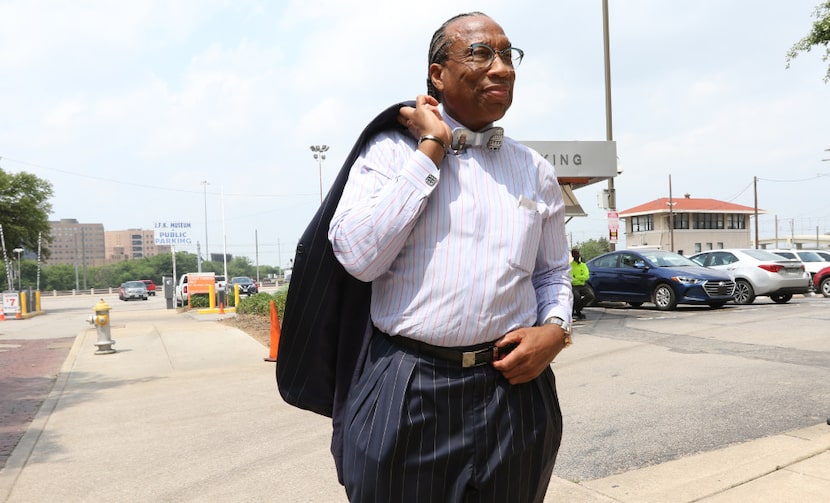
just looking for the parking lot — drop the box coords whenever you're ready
[553,294,829,481]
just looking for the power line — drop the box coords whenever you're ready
[0,155,316,199]
[756,173,830,183]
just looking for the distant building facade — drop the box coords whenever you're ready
[105,229,171,262]
[47,219,106,267]
[619,195,763,256]
[47,220,172,266]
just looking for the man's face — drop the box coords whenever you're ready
[431,16,516,131]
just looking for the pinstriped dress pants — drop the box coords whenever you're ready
[342,333,563,503]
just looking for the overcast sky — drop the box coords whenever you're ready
[1,0,828,267]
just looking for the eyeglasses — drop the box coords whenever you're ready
[466,43,524,69]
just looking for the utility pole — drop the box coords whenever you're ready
[602,0,617,250]
[668,175,675,252]
[753,176,759,249]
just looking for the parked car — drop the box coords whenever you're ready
[141,279,156,296]
[585,249,735,311]
[814,251,830,262]
[689,249,810,304]
[814,266,830,297]
[229,276,258,296]
[119,280,148,301]
[768,249,827,280]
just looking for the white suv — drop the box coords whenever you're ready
[768,249,826,283]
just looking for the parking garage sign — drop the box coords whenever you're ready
[154,221,193,246]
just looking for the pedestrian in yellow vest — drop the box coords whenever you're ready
[570,248,595,319]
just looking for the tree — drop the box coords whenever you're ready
[0,168,54,257]
[786,1,830,82]
[575,238,612,262]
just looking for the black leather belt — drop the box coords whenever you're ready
[382,330,514,368]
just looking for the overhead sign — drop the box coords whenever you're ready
[154,221,193,246]
[520,140,618,179]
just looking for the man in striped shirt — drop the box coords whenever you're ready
[329,11,573,503]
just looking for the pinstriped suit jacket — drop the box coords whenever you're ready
[276,101,413,481]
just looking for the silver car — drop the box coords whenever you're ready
[119,280,149,301]
[689,249,811,304]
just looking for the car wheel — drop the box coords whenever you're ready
[770,293,792,304]
[628,301,643,308]
[653,284,677,311]
[820,277,830,298]
[733,279,755,305]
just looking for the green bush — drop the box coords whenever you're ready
[189,294,210,308]
[236,287,288,319]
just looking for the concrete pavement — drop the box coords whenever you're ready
[0,309,828,502]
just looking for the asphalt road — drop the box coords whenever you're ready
[1,291,828,483]
[554,294,830,481]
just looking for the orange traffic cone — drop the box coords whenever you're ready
[264,299,280,362]
[219,302,225,314]
[0,311,5,321]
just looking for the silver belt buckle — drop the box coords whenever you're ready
[461,347,494,368]
[462,351,476,368]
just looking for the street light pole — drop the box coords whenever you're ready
[201,180,210,261]
[310,145,329,203]
[13,247,23,291]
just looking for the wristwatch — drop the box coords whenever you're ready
[544,316,573,348]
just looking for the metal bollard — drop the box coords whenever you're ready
[86,299,116,354]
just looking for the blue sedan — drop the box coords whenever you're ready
[585,249,736,311]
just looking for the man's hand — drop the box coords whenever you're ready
[398,95,451,165]
[491,325,567,384]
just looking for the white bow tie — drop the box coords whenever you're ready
[450,127,504,153]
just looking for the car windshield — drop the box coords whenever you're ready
[124,281,144,288]
[641,251,698,267]
[232,277,251,284]
[797,251,823,262]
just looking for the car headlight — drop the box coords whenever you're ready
[672,276,703,284]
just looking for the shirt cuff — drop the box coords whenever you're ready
[399,150,441,194]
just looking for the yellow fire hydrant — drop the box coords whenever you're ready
[87,299,116,354]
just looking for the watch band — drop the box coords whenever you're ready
[543,316,573,347]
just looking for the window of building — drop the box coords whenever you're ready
[672,213,690,229]
[694,243,702,253]
[726,214,746,229]
[694,213,725,230]
[706,242,713,250]
[631,215,654,232]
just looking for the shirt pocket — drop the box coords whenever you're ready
[507,206,543,273]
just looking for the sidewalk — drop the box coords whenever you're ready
[1,311,828,502]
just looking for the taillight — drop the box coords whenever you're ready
[759,264,783,273]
